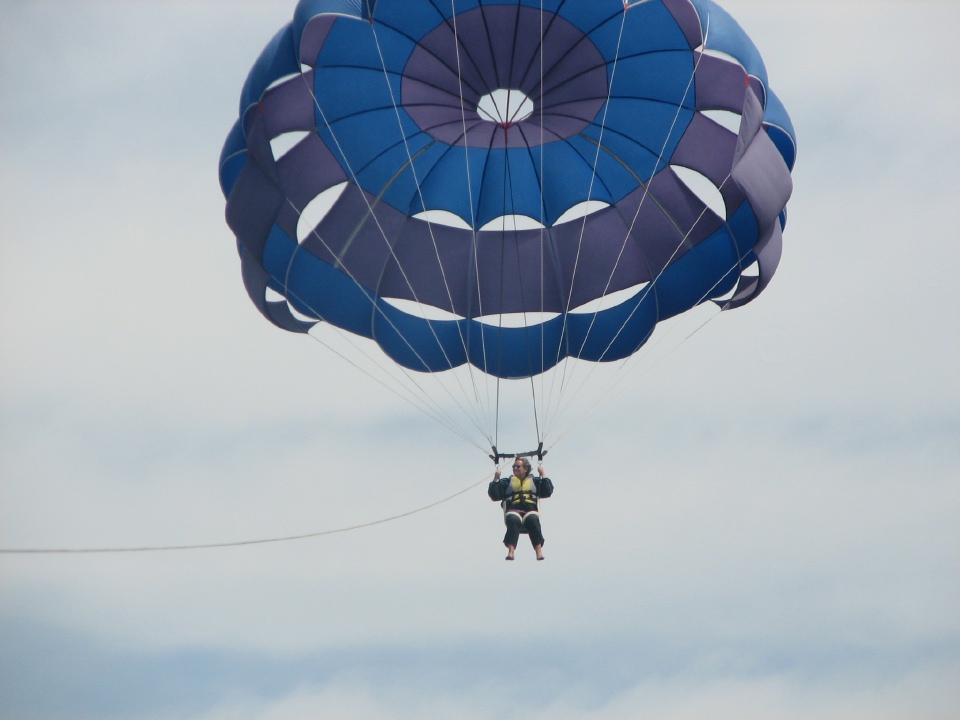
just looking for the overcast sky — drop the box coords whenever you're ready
[1,1,958,719]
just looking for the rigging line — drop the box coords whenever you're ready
[609,33,713,252]
[505,0,557,441]
[578,124,738,398]
[493,129,512,450]
[593,178,734,363]
[398,144,498,436]
[293,73,478,426]
[288,298,486,449]
[541,37,710,440]
[538,0,548,439]
[474,124,509,437]
[484,98,555,440]
[513,0,565,94]
[546,241,744,447]
[546,308,719,453]
[544,179,745,446]
[295,70,494,444]
[546,6,630,426]
[501,129,544,447]
[367,19,487,430]
[384,147,502,441]
[280,279,492,448]
[542,168,736,444]
[545,256,737,452]
[522,6,646,441]
[558,7,629,317]
[451,0,497,441]
[548,310,729,455]
[471,0,507,445]
[279,192,490,443]
[299,317,489,452]
[524,0,614,101]
[552,171,728,431]
[0,476,488,555]
[377,0,486,98]
[279,240,490,446]
[573,17,726,376]
[602,11,719,256]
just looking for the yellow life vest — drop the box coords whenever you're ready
[505,475,539,512]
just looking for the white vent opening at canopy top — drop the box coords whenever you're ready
[477,89,534,127]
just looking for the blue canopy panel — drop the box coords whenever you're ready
[763,88,797,172]
[218,119,247,197]
[239,24,301,115]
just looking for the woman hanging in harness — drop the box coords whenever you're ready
[488,457,554,561]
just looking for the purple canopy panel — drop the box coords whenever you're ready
[550,209,649,311]
[671,113,739,191]
[403,6,606,149]
[257,69,315,137]
[721,86,792,309]
[299,15,338,66]
[379,221,474,315]
[694,52,749,113]
[663,0,705,49]
[276,133,349,210]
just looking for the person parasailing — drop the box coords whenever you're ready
[488,457,553,561]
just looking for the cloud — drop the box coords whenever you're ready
[4,611,958,720]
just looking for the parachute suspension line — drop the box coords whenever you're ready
[504,126,544,450]
[492,135,510,453]
[528,369,543,447]
[279,208,488,451]
[546,235,740,444]
[539,6,631,442]
[537,0,548,446]
[292,75,493,444]
[539,14,721,448]
[548,49,708,400]
[543,157,741,452]
[546,298,724,453]
[541,38,719,447]
[294,69,493,444]
[555,6,629,319]
[578,17,720,365]
[277,167,491,442]
[367,19,496,445]
[521,0,568,448]
[293,76,488,443]
[485,114,546,455]
[547,239,746,452]
[298,317,488,453]
[505,1,545,452]
[546,15,738,451]
[450,0,497,446]
[0,474,489,555]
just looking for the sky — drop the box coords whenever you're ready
[1,1,958,719]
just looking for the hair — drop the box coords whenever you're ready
[513,457,531,473]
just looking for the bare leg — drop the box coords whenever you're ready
[534,544,544,561]
[505,544,516,560]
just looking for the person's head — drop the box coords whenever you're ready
[512,457,531,477]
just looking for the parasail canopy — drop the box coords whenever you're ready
[220,0,796,452]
